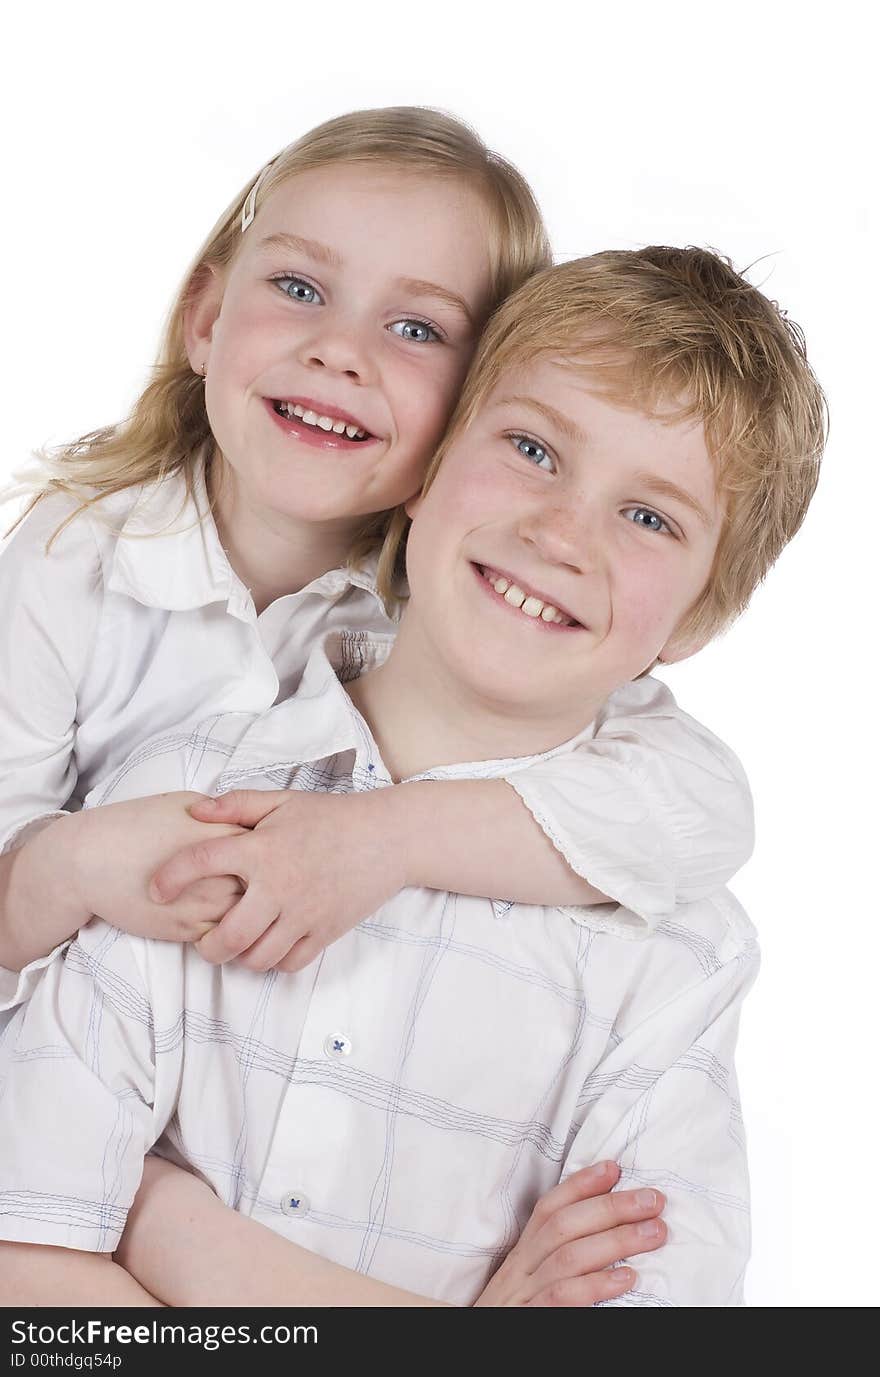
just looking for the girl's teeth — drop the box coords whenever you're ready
[277,402,368,439]
[503,585,526,609]
[521,597,543,618]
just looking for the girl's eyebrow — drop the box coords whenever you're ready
[256,233,475,326]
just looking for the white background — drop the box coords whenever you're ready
[2,0,876,1307]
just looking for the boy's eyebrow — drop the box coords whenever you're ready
[630,473,715,530]
[494,395,591,447]
[495,395,714,529]
[256,235,475,325]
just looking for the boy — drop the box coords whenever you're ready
[0,247,825,1306]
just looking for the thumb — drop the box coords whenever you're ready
[189,789,287,827]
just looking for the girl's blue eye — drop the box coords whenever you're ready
[273,275,323,304]
[511,434,554,471]
[388,319,441,344]
[624,506,671,535]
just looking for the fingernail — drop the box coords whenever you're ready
[199,797,218,809]
[612,1267,634,1287]
[635,1189,657,1208]
[637,1219,661,1237]
[587,1161,611,1176]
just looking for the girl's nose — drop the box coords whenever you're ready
[296,315,375,384]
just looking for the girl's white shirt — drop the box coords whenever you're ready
[0,461,753,936]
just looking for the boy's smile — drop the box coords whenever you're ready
[187,164,494,532]
[397,357,725,757]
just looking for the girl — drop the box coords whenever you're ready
[0,108,752,996]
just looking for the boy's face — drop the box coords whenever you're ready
[405,358,724,732]
[187,164,493,527]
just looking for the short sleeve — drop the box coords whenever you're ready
[0,920,170,1253]
[505,675,754,928]
[563,901,760,1306]
[0,494,104,851]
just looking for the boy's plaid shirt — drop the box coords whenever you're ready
[0,633,758,1306]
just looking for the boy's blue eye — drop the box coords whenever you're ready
[273,275,323,304]
[389,319,441,344]
[624,506,671,535]
[511,434,554,471]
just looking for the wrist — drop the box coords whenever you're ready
[376,781,433,890]
[1,814,93,968]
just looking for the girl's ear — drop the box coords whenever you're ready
[656,626,711,666]
[183,264,225,374]
[404,491,424,520]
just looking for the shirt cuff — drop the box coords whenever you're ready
[504,766,675,934]
[0,811,69,856]
[0,941,71,1014]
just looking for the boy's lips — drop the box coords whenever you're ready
[264,396,381,450]
[472,563,586,631]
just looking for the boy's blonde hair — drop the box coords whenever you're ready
[19,107,551,535]
[377,246,827,647]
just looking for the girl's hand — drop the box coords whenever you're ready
[474,1161,666,1307]
[62,793,245,942]
[149,790,405,973]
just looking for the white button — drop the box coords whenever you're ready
[324,1033,353,1059]
[281,1191,310,1219]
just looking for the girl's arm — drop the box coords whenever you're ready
[115,1156,660,1308]
[149,681,752,972]
[0,796,245,973]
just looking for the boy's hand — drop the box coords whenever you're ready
[474,1161,666,1307]
[149,790,405,973]
[51,793,246,943]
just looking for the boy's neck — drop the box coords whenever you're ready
[210,458,359,613]
[346,613,601,781]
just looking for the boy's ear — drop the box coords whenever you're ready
[183,264,225,374]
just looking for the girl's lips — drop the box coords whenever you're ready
[471,563,586,632]
[264,398,381,450]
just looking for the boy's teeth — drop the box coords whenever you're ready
[483,568,573,626]
[277,401,367,438]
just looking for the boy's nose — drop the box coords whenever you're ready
[517,501,604,575]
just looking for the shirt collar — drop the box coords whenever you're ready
[221,630,597,786]
[104,453,387,619]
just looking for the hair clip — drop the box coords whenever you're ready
[241,162,274,233]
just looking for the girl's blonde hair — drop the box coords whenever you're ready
[17,107,551,541]
[377,246,827,648]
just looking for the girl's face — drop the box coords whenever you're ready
[187,164,495,527]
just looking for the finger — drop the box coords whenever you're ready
[530,1216,666,1295]
[195,889,281,965]
[274,934,324,975]
[530,1184,665,1263]
[236,918,308,974]
[150,834,253,903]
[189,789,290,827]
[528,1266,637,1308]
[518,1162,620,1245]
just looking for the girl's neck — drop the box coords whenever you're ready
[209,457,359,614]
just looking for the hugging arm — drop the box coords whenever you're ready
[151,676,753,972]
